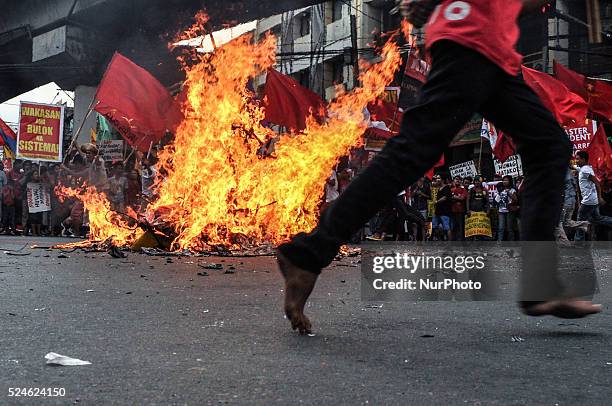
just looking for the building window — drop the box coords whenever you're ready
[299,12,311,37]
[332,0,343,22]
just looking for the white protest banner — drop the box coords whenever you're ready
[27,182,51,213]
[494,155,523,177]
[449,160,478,178]
[98,140,124,161]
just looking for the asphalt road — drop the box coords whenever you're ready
[1,236,611,405]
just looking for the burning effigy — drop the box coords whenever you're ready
[55,13,403,255]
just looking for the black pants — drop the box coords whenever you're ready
[279,41,572,300]
[373,196,425,236]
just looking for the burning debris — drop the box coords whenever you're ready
[54,12,402,255]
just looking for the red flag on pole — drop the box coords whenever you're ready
[492,132,516,163]
[94,52,183,152]
[521,66,588,127]
[263,69,326,132]
[586,125,612,181]
[553,61,612,123]
[586,79,612,123]
[553,60,588,99]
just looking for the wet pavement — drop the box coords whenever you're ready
[1,236,611,405]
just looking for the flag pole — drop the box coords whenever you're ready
[478,136,484,174]
[64,100,99,163]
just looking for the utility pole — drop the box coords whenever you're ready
[350,13,359,89]
[586,0,602,44]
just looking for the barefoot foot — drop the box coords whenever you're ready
[521,299,602,319]
[277,252,319,334]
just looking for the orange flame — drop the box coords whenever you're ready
[65,14,401,251]
[56,185,143,244]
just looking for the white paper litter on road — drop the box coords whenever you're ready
[45,352,91,366]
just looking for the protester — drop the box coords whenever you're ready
[556,168,589,242]
[25,170,44,236]
[409,177,430,241]
[450,175,468,240]
[494,175,518,241]
[108,165,127,213]
[574,151,612,241]
[1,171,16,234]
[432,173,452,241]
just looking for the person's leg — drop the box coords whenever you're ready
[507,212,515,241]
[590,206,612,229]
[497,212,506,242]
[575,204,595,241]
[442,216,451,241]
[277,41,503,332]
[481,74,599,315]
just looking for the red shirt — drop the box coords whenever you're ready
[451,186,468,213]
[425,0,523,76]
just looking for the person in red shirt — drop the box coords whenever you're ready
[450,175,468,240]
[277,0,600,334]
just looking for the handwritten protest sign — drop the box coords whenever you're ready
[26,182,51,213]
[98,140,124,161]
[449,160,478,178]
[465,212,492,238]
[494,155,523,177]
[17,102,64,162]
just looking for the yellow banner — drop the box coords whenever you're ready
[465,212,492,238]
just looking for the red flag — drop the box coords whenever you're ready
[263,69,326,131]
[0,116,17,155]
[586,79,612,123]
[553,61,612,123]
[553,61,588,100]
[493,132,516,163]
[425,155,445,179]
[586,125,612,181]
[94,52,183,152]
[521,66,588,127]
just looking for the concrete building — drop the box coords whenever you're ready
[254,0,401,100]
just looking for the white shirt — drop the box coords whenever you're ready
[578,165,598,205]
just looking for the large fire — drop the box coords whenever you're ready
[61,14,403,251]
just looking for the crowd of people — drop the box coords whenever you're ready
[1,142,611,243]
[0,143,157,237]
[325,150,612,242]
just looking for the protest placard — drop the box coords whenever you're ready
[449,160,478,178]
[17,102,64,162]
[494,155,523,177]
[26,182,51,213]
[98,140,124,161]
[465,212,492,238]
[564,119,598,155]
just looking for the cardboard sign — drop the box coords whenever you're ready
[449,160,478,179]
[564,119,598,155]
[98,140,124,161]
[494,155,523,177]
[26,182,51,213]
[17,102,64,162]
[427,187,438,218]
[465,212,492,238]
